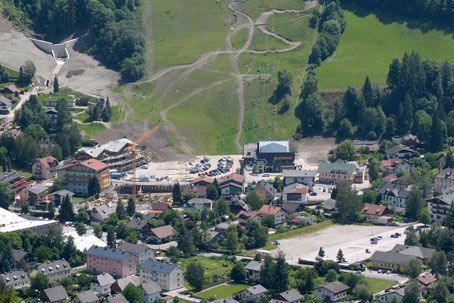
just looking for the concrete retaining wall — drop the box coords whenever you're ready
[30,39,68,59]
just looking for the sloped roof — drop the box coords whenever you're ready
[370,251,416,265]
[37,156,58,168]
[43,286,68,302]
[192,177,214,184]
[118,242,150,256]
[282,202,301,213]
[106,294,128,303]
[12,249,29,262]
[150,225,176,239]
[188,198,213,205]
[245,261,262,272]
[258,205,282,216]
[0,270,30,287]
[80,159,108,171]
[436,168,454,180]
[361,203,389,217]
[49,189,74,198]
[379,183,412,199]
[386,144,415,156]
[275,289,303,302]
[318,160,356,175]
[283,183,308,194]
[114,276,140,291]
[282,170,317,178]
[75,290,98,303]
[86,246,130,261]
[220,173,245,185]
[142,281,162,294]
[315,281,349,294]
[321,199,336,211]
[258,141,289,153]
[93,204,115,220]
[244,284,267,295]
[0,95,11,106]
[140,259,182,274]
[236,210,258,219]
[127,218,150,230]
[95,273,115,286]
[391,244,435,259]
[37,259,70,275]
[418,274,437,286]
[151,202,170,210]
[28,184,48,195]
[3,84,19,93]
[77,138,133,159]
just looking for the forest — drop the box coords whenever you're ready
[2,0,145,81]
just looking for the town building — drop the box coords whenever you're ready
[314,281,349,302]
[182,184,207,199]
[435,168,454,192]
[91,204,115,223]
[140,259,184,291]
[391,244,435,263]
[0,207,58,234]
[385,145,416,159]
[282,183,308,204]
[149,225,177,243]
[0,95,11,113]
[32,156,59,180]
[258,205,285,225]
[45,99,76,108]
[192,177,214,186]
[73,290,98,303]
[141,281,162,303]
[360,203,391,219]
[245,261,262,279]
[376,285,406,302]
[127,218,155,240]
[118,242,154,264]
[243,141,295,173]
[212,299,239,303]
[370,251,416,272]
[220,173,245,199]
[46,108,58,124]
[318,160,364,184]
[105,294,128,303]
[48,189,74,206]
[270,289,303,303]
[427,193,454,222]
[187,198,213,213]
[26,183,49,205]
[282,170,317,190]
[37,259,72,282]
[249,180,278,202]
[282,202,304,214]
[380,158,411,174]
[236,210,259,225]
[57,159,110,196]
[234,285,267,303]
[228,195,249,214]
[380,183,412,209]
[90,273,115,296]
[12,249,35,267]
[321,199,337,215]
[0,270,30,289]
[85,246,136,278]
[111,276,140,293]
[418,274,437,289]
[2,84,20,98]
[41,286,69,303]
[392,134,420,149]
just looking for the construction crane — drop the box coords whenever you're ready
[128,124,160,204]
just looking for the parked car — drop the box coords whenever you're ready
[310,192,317,196]
[377,236,382,240]
[365,249,371,253]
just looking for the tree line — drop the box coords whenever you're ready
[3,0,145,81]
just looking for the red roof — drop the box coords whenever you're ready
[37,156,58,168]
[151,202,170,211]
[236,210,258,219]
[258,205,282,216]
[294,188,308,194]
[148,210,163,214]
[381,158,404,169]
[150,225,176,239]
[221,173,244,184]
[382,174,398,183]
[3,84,20,93]
[418,274,437,286]
[361,203,389,217]
[80,159,108,171]
[192,177,214,184]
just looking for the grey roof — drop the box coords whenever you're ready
[78,138,133,159]
[188,198,213,204]
[316,281,349,294]
[275,289,303,302]
[436,168,454,180]
[318,160,356,175]
[92,205,115,220]
[12,249,29,262]
[118,242,151,256]
[86,245,130,261]
[282,170,317,178]
[38,259,71,275]
[0,95,11,106]
[46,108,58,114]
[245,284,267,295]
[370,251,417,265]
[49,189,74,197]
[245,261,263,272]
[105,294,128,303]
[427,193,454,206]
[140,259,182,274]
[243,143,257,158]
[127,218,150,230]
[253,180,277,194]
[114,276,140,291]
[321,199,336,211]
[141,281,162,294]
[0,172,22,183]
[379,183,412,199]
[95,273,115,286]
[0,270,30,286]
[74,290,98,303]
[283,183,308,194]
[386,145,415,156]
[258,141,289,153]
[391,244,435,259]
[43,286,69,302]
[212,299,240,303]
[28,183,48,195]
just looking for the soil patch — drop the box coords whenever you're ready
[66,69,85,78]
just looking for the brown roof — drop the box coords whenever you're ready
[3,84,20,93]
[150,225,176,239]
[282,202,301,213]
[192,177,214,184]
[37,156,58,168]
[418,274,437,286]
[316,281,349,294]
[151,202,170,211]
[236,210,258,219]
[381,158,405,169]
[259,205,282,216]
[361,203,390,217]
[80,159,108,171]
[221,173,244,184]
[382,174,398,183]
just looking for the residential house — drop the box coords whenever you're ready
[0,95,11,113]
[391,244,435,263]
[41,286,69,303]
[46,108,58,124]
[151,202,170,212]
[12,249,35,267]
[314,281,349,302]
[127,218,155,241]
[187,198,213,213]
[2,84,20,98]
[376,285,406,303]
[382,174,398,184]
[392,134,420,150]
[0,270,30,289]
[26,183,49,205]
[380,158,410,174]
[140,259,184,291]
[85,246,136,278]
[90,273,115,296]
[282,170,317,190]
[236,210,259,225]
[104,294,127,303]
[427,193,454,222]
[361,203,391,219]
[212,299,239,303]
[234,285,267,303]
[418,274,437,289]
[77,97,90,106]
[270,289,303,303]
[48,189,74,206]
[111,276,140,293]
[57,159,110,196]
[435,168,454,192]
[245,261,262,280]
[385,145,416,159]
[32,156,59,180]
[182,184,207,199]
[141,281,162,303]
[228,195,249,214]
[282,202,304,214]
[282,183,308,204]
[37,259,72,282]
[220,173,245,199]
[118,242,154,264]
[258,205,285,225]
[321,199,337,215]
[318,160,364,184]
[91,204,115,223]
[250,180,277,202]
[45,99,76,108]
[192,177,214,186]
[380,183,412,208]
[149,225,177,243]
[73,290,98,303]
[370,251,417,272]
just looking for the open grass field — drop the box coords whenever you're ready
[37,87,96,105]
[316,7,454,90]
[195,284,249,299]
[166,79,239,155]
[209,54,235,73]
[366,278,396,294]
[231,28,249,50]
[239,0,308,20]
[77,122,107,135]
[250,30,290,51]
[152,0,231,71]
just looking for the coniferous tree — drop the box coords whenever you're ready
[54,76,59,93]
[88,175,101,198]
[116,199,126,220]
[107,226,116,248]
[429,106,444,152]
[274,251,289,292]
[127,197,135,216]
[361,76,373,106]
[60,195,74,222]
[172,183,182,203]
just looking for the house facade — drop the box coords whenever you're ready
[141,281,162,303]
[187,198,213,213]
[234,285,267,303]
[361,203,391,219]
[243,141,295,173]
[380,183,412,208]
[318,160,364,184]
[250,180,277,202]
[220,173,245,199]
[33,156,59,180]
[314,282,349,302]
[282,183,308,204]
[370,251,416,272]
[380,158,410,174]
[37,259,72,282]
[90,273,115,296]
[118,242,154,264]
[0,96,11,113]
[48,190,74,206]
[282,170,317,190]
[245,261,262,280]
[427,193,454,222]
[85,246,136,278]
[140,260,184,291]
[435,168,454,192]
[258,205,285,225]
[0,270,30,289]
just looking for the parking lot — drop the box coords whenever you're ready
[275,224,410,265]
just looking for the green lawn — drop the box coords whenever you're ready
[76,122,107,135]
[316,7,454,90]
[239,0,308,20]
[250,30,290,51]
[167,79,239,155]
[195,284,249,299]
[231,28,249,50]
[366,278,396,294]
[110,105,123,122]
[74,112,89,122]
[209,54,235,73]
[38,87,96,105]
[152,0,231,71]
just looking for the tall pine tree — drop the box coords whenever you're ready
[429,106,444,152]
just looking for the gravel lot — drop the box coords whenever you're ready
[275,224,409,265]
